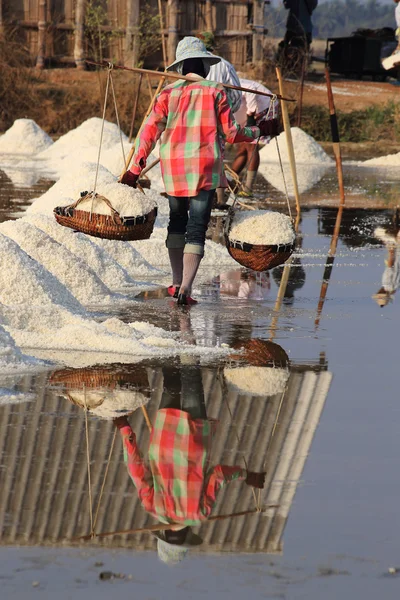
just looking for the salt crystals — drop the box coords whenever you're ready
[229,210,295,246]
[224,366,289,397]
[64,388,149,420]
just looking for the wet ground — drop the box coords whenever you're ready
[0,163,400,599]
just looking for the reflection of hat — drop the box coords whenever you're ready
[166,36,220,71]
[372,291,392,307]
[153,528,203,565]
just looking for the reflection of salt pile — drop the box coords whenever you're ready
[224,365,289,397]
[228,210,295,245]
[0,119,53,154]
[65,388,149,420]
[0,322,39,373]
[258,127,333,195]
[363,152,400,168]
[0,165,44,188]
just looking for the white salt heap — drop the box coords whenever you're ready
[362,152,400,168]
[229,210,295,246]
[38,118,127,161]
[224,366,289,397]
[259,127,333,165]
[0,119,53,155]
[65,388,149,420]
[75,182,158,217]
[0,219,118,305]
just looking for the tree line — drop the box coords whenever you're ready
[265,0,397,40]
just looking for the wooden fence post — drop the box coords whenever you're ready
[167,0,179,65]
[125,0,140,68]
[252,0,264,63]
[36,0,47,69]
[205,0,213,32]
[74,0,86,70]
[0,0,4,40]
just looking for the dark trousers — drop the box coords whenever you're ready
[159,366,207,420]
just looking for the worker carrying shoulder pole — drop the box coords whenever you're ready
[121,37,280,305]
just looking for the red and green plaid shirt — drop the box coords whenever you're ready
[119,409,246,526]
[130,77,260,197]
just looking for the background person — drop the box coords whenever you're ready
[230,78,279,198]
[121,37,279,305]
[283,0,318,50]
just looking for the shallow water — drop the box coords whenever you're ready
[0,164,399,598]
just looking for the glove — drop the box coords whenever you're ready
[245,471,266,489]
[257,118,281,139]
[113,416,130,429]
[120,170,139,188]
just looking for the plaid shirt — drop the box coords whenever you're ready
[119,409,246,525]
[131,77,260,197]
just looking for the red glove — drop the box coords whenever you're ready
[257,118,281,139]
[245,471,266,489]
[120,170,139,188]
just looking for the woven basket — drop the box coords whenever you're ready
[49,364,149,391]
[54,192,157,241]
[225,209,295,272]
[230,338,289,368]
[226,237,294,272]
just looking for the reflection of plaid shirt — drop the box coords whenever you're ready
[119,409,246,525]
[131,78,259,197]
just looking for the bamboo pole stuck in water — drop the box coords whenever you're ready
[275,67,301,215]
[85,60,295,102]
[314,70,346,330]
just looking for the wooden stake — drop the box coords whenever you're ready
[141,406,152,431]
[314,71,346,329]
[167,0,179,65]
[36,0,47,69]
[125,0,140,68]
[276,67,301,215]
[74,0,87,70]
[158,0,168,68]
[325,68,345,207]
[128,72,143,143]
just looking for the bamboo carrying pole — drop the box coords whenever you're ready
[71,507,280,542]
[275,67,301,215]
[86,60,295,102]
[314,69,346,330]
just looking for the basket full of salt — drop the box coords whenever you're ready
[54,182,157,241]
[226,210,295,272]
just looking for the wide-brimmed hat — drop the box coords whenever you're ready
[372,291,392,307]
[166,36,220,72]
[153,527,203,565]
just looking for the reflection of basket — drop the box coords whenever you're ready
[49,364,149,390]
[54,192,157,241]
[226,237,295,272]
[236,339,289,368]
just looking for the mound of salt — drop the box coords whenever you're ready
[38,118,128,161]
[65,388,149,420]
[259,127,333,165]
[362,152,400,168]
[0,119,53,155]
[76,181,157,217]
[0,232,84,313]
[374,226,400,245]
[258,162,330,196]
[228,210,295,246]
[224,366,289,397]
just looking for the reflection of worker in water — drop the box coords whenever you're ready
[372,225,400,307]
[114,365,265,565]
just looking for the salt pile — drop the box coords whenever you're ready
[259,162,330,196]
[0,322,39,373]
[259,127,333,165]
[224,366,289,397]
[38,117,128,161]
[229,211,295,246]
[0,119,53,155]
[0,219,118,305]
[374,226,400,245]
[64,388,149,420]
[362,152,400,168]
[75,182,157,217]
